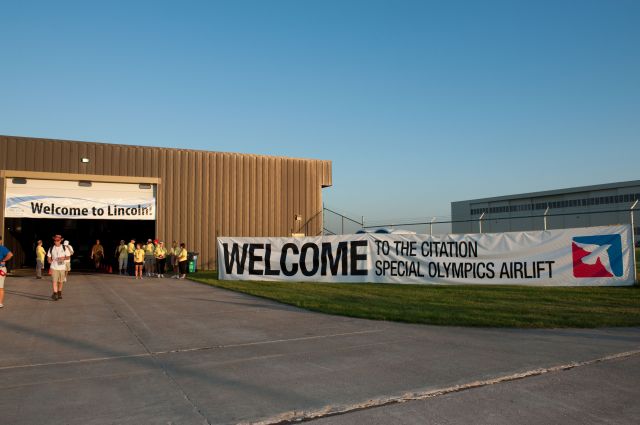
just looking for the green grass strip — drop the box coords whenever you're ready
[189,270,640,328]
[188,250,640,328]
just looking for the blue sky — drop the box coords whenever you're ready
[1,0,639,222]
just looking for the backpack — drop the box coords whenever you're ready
[48,245,71,258]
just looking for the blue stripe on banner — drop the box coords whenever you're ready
[6,196,154,208]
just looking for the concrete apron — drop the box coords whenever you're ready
[0,274,638,425]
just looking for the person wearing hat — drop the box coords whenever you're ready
[0,236,14,308]
[62,240,74,285]
[154,241,168,278]
[115,240,128,275]
[47,234,70,301]
[144,239,156,277]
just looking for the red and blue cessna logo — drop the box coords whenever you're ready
[572,235,623,278]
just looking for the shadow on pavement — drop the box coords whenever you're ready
[0,303,316,409]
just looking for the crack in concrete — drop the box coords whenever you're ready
[244,348,640,425]
[0,329,385,371]
[0,353,150,371]
[98,282,214,425]
[159,329,385,354]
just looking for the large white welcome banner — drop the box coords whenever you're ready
[5,179,156,220]
[218,225,635,286]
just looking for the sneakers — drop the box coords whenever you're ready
[57,291,62,300]
[51,292,58,301]
[0,304,4,308]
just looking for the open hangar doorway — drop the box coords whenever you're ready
[5,217,155,272]
[3,176,158,273]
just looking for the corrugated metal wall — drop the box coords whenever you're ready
[0,135,332,270]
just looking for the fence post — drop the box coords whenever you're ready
[544,207,549,231]
[341,216,344,235]
[479,212,485,234]
[429,217,436,235]
[631,200,638,283]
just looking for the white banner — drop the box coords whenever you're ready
[5,179,156,220]
[218,225,635,286]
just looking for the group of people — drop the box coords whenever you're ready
[34,236,190,301]
[39,238,108,274]
[0,235,191,309]
[115,239,189,279]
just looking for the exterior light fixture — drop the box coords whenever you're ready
[292,215,305,237]
[81,157,90,163]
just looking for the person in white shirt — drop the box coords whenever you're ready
[62,240,74,285]
[47,234,70,301]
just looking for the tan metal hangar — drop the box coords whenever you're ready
[0,135,332,270]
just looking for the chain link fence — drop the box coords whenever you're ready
[323,206,639,244]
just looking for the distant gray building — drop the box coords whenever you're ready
[451,180,640,237]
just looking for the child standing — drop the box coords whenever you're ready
[134,243,145,280]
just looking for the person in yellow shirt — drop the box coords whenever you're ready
[115,240,128,275]
[177,243,188,279]
[144,239,156,277]
[35,240,46,279]
[133,243,145,280]
[127,239,135,276]
[170,241,180,277]
[154,241,168,278]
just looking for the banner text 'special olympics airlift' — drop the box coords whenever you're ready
[217,225,635,286]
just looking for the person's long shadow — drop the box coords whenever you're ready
[5,289,51,301]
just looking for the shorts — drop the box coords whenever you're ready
[135,262,144,266]
[0,266,6,288]
[65,262,71,272]
[51,269,66,283]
